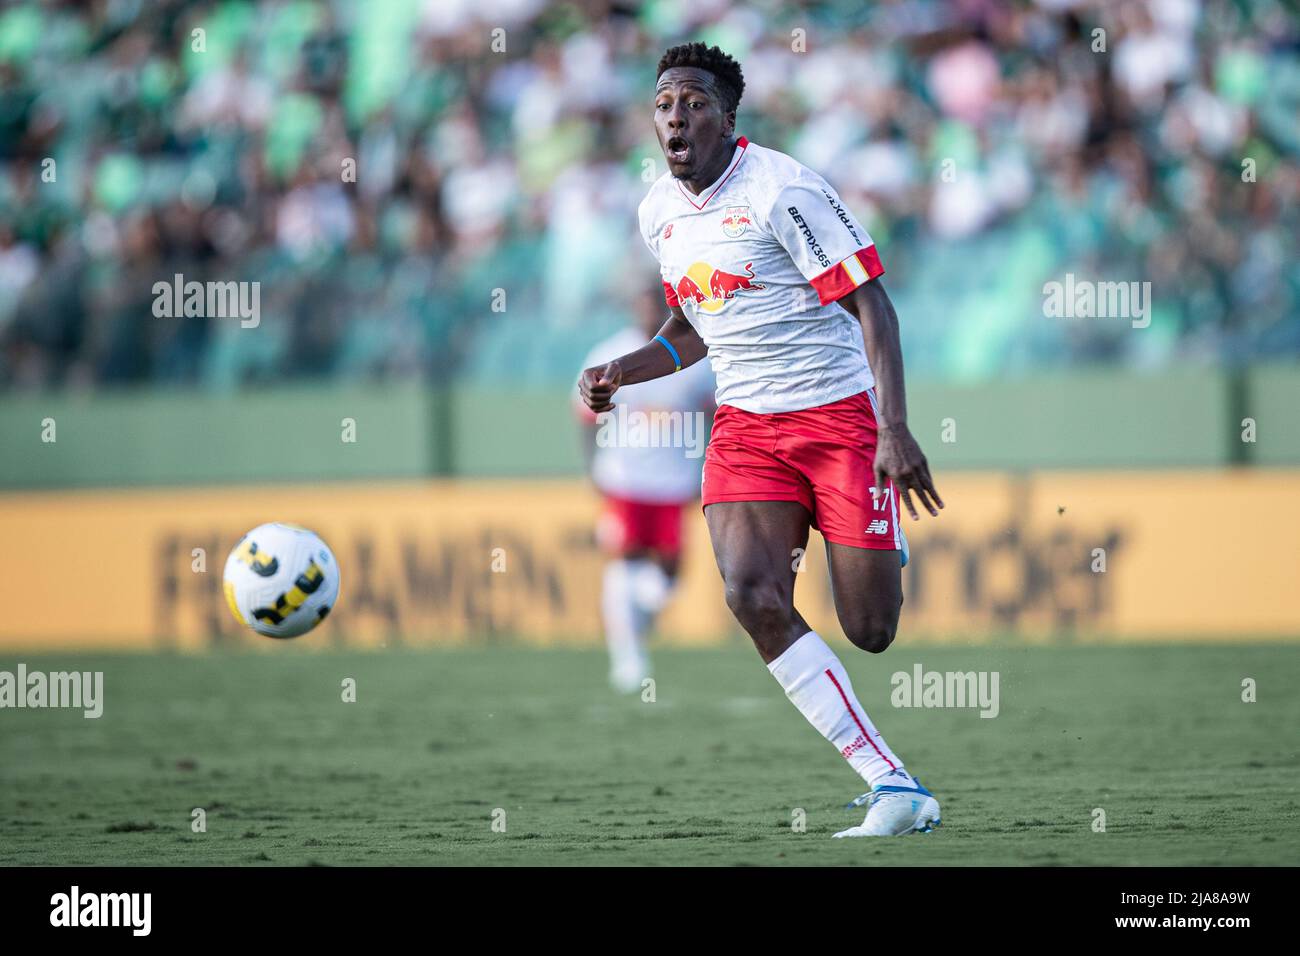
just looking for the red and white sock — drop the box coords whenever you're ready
[766,631,907,787]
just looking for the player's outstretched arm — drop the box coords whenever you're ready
[840,279,944,521]
[578,307,706,412]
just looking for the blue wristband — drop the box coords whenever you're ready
[653,334,682,372]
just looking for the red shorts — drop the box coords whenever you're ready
[597,495,686,558]
[701,390,902,552]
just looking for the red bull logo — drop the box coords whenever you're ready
[721,205,753,237]
[675,260,766,315]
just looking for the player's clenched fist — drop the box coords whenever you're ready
[579,361,623,413]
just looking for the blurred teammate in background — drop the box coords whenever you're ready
[576,284,716,693]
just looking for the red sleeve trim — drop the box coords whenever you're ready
[808,246,885,306]
[663,280,680,308]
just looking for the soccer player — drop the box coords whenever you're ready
[576,283,716,693]
[579,44,945,837]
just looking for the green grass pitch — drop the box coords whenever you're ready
[1,643,1296,865]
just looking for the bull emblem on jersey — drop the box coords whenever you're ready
[675,261,766,316]
[721,205,753,238]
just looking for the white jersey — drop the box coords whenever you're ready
[577,327,716,503]
[637,137,885,414]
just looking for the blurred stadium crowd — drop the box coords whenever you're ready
[0,0,1296,391]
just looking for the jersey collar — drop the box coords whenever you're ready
[675,135,749,211]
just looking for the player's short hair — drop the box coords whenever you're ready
[656,43,745,115]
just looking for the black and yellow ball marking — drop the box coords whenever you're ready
[223,580,246,625]
[251,559,326,627]
[232,537,279,577]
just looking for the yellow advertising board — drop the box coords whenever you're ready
[0,471,1296,650]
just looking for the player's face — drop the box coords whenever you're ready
[654,67,735,184]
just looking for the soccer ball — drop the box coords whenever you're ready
[222,523,340,639]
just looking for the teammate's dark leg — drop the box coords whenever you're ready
[824,543,903,654]
[704,500,813,663]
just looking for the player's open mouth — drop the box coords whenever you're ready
[666,137,691,164]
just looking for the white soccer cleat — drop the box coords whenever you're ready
[833,773,940,837]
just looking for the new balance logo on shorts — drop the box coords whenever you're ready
[866,519,889,535]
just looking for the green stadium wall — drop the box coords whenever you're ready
[0,367,1295,489]
[1245,364,1300,466]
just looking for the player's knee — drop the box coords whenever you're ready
[843,616,897,654]
[723,575,789,628]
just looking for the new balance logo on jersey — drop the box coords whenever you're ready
[866,519,890,535]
